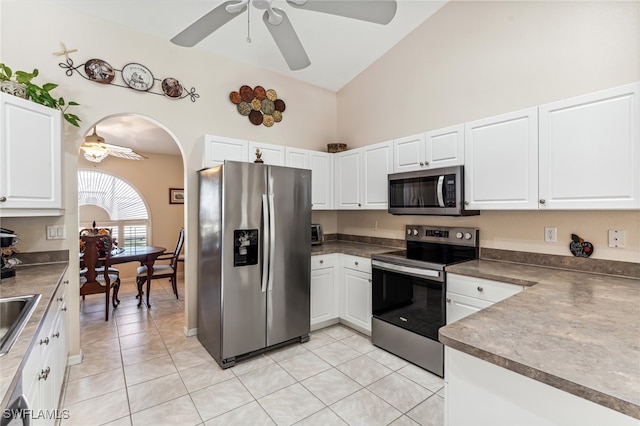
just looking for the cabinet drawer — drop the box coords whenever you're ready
[311,254,337,270]
[340,255,372,274]
[447,274,522,303]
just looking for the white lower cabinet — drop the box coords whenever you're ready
[310,254,372,335]
[339,255,372,335]
[446,273,523,324]
[22,272,69,425]
[310,254,339,330]
[445,348,637,426]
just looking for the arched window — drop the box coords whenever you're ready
[78,170,150,247]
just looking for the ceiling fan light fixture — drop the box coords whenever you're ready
[82,146,109,163]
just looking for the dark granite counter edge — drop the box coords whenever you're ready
[439,333,640,419]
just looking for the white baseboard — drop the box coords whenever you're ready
[67,350,83,366]
[184,327,198,337]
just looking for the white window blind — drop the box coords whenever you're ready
[78,170,150,247]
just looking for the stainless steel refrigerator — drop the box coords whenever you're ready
[197,161,312,369]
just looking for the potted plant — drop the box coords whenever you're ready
[0,63,81,127]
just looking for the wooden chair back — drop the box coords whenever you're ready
[80,234,114,291]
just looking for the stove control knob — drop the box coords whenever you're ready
[464,232,472,240]
[407,229,412,236]
[412,229,419,236]
[456,232,463,239]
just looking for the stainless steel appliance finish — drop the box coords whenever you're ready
[371,225,479,377]
[197,161,312,369]
[387,166,479,216]
[311,224,323,245]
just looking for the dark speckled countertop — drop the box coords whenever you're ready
[0,263,68,409]
[311,241,397,258]
[442,259,640,419]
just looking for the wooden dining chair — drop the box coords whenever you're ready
[136,227,184,308]
[80,234,121,320]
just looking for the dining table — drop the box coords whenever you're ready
[81,245,166,307]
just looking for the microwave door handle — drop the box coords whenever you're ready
[437,175,445,207]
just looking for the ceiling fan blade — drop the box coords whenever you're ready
[107,150,148,161]
[286,0,397,25]
[263,8,311,71]
[171,1,247,47]
[101,143,133,153]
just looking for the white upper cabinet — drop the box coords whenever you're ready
[0,93,62,216]
[393,126,464,173]
[538,82,639,210]
[285,147,310,169]
[362,141,393,209]
[309,151,334,210]
[464,108,539,210]
[393,133,426,173]
[202,135,248,168]
[426,124,465,169]
[248,141,285,166]
[335,149,362,209]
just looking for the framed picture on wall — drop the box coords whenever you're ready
[169,188,184,204]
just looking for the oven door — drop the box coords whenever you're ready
[371,260,445,341]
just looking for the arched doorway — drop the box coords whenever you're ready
[77,113,186,310]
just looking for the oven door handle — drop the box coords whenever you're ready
[372,260,442,279]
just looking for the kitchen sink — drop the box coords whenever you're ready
[0,294,41,356]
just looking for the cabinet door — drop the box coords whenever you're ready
[309,151,333,210]
[285,147,310,169]
[393,133,426,173]
[342,268,372,333]
[311,266,337,326]
[202,135,248,168]
[335,149,362,209]
[0,93,62,212]
[539,82,639,209]
[362,141,393,210]
[248,141,285,166]
[446,292,492,324]
[464,108,538,209]
[426,124,464,168]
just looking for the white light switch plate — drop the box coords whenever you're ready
[608,230,625,248]
[46,225,66,240]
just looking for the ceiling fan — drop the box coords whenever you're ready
[170,0,398,70]
[80,127,148,163]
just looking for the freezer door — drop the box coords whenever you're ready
[221,161,269,359]
[266,165,312,347]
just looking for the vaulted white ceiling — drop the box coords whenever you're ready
[53,0,446,92]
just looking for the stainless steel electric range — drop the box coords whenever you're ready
[371,225,479,377]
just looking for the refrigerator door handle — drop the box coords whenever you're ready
[261,194,269,293]
[267,193,276,291]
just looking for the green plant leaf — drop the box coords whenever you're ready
[42,82,58,92]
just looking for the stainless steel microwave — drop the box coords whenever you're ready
[388,166,479,216]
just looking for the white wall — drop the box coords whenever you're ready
[335,0,640,263]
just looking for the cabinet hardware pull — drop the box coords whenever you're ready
[446,298,451,303]
[420,162,424,166]
[355,261,359,266]
[319,260,323,264]
[61,307,67,311]
[64,280,69,285]
[539,199,546,204]
[39,337,49,345]
[368,278,372,283]
[477,286,483,292]
[53,332,60,338]
[464,201,469,205]
[0,196,6,202]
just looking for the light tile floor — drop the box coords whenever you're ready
[62,277,444,426]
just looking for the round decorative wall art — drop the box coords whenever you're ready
[229,85,286,127]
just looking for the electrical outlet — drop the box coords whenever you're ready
[46,225,66,240]
[608,230,625,248]
[544,226,557,243]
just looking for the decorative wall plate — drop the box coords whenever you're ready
[84,59,115,84]
[122,63,154,91]
[229,85,286,127]
[161,78,183,98]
